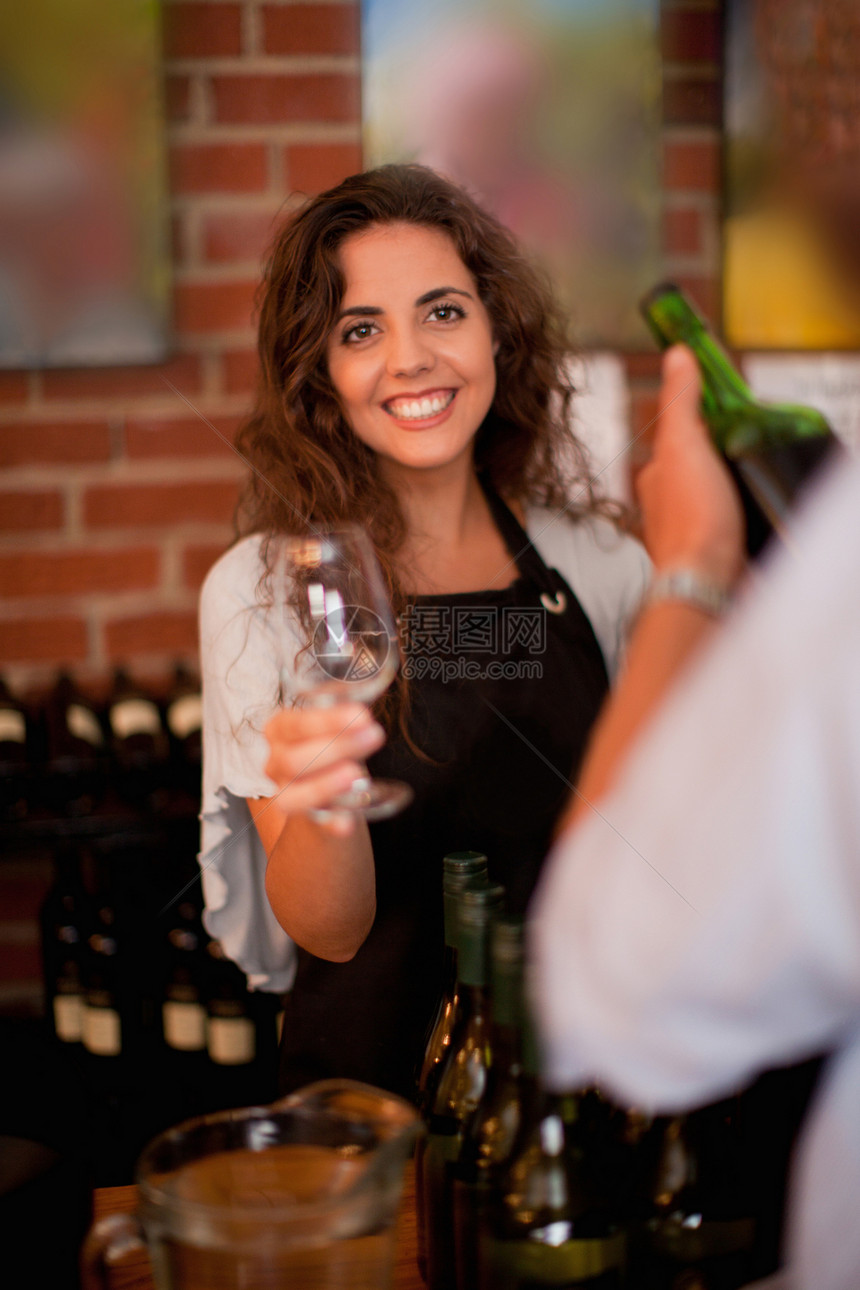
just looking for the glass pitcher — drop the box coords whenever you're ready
[82,1079,420,1290]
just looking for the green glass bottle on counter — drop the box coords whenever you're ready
[640,282,840,556]
[452,917,526,1290]
[418,851,490,1113]
[418,883,505,1290]
[485,1016,626,1289]
[628,1097,757,1289]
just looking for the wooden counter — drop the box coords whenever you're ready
[91,1163,423,1290]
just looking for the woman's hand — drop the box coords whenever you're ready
[637,345,745,590]
[263,701,385,836]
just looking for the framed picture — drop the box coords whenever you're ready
[724,0,860,349]
[362,0,662,348]
[0,0,170,368]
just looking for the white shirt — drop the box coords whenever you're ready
[531,455,860,1290]
[198,508,649,991]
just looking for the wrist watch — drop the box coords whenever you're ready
[642,567,733,618]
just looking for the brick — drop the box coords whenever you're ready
[0,549,160,599]
[674,274,721,324]
[286,142,363,194]
[183,542,228,589]
[0,371,28,404]
[165,3,242,58]
[41,354,202,402]
[105,611,199,659]
[0,616,88,664]
[212,74,361,125]
[622,352,662,381]
[201,210,278,264]
[0,421,111,469]
[125,414,241,459]
[663,140,720,191]
[173,281,257,334]
[661,10,721,63]
[663,206,703,255]
[84,480,238,528]
[166,75,192,123]
[221,348,259,395]
[170,142,268,195]
[663,76,721,127]
[0,492,64,532]
[261,3,361,56]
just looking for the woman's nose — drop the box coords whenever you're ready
[384,326,434,378]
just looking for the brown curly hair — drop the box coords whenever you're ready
[235,163,607,734]
[237,163,603,554]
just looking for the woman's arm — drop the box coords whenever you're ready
[250,700,384,961]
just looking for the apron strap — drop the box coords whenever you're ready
[479,475,566,599]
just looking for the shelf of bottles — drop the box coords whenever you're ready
[2,666,280,1185]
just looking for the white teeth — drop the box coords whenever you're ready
[387,391,454,420]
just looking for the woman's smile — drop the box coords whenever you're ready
[326,222,497,476]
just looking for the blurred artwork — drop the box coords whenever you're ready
[724,0,860,349]
[362,0,661,348]
[0,1,170,368]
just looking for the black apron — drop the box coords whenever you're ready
[278,486,609,1098]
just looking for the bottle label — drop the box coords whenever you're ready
[67,703,104,747]
[83,1005,122,1056]
[163,1000,207,1051]
[489,1233,626,1284]
[0,709,26,743]
[54,992,83,1042]
[208,1015,255,1065]
[109,697,161,739]
[166,693,202,740]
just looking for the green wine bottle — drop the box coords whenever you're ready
[418,883,505,1290]
[418,851,490,1111]
[416,853,489,1281]
[628,1097,757,1289]
[452,917,526,1290]
[486,1017,626,1289]
[640,282,840,557]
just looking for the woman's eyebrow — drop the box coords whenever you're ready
[415,286,473,306]
[334,286,473,324]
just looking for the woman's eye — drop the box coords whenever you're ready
[428,302,465,323]
[343,320,377,343]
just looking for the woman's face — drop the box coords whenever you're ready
[325,221,497,480]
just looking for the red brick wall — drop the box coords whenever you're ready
[0,0,362,697]
[0,0,717,696]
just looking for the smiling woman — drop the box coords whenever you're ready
[197,164,651,1097]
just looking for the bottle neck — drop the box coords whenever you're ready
[643,289,756,438]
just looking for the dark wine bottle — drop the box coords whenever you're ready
[418,850,490,1110]
[164,662,203,801]
[640,282,841,557]
[486,1011,626,1290]
[106,667,170,808]
[628,1098,757,1289]
[0,674,32,820]
[162,900,208,1059]
[42,670,107,816]
[453,917,526,1290]
[81,891,125,1075]
[418,883,505,1290]
[40,844,92,1046]
[204,939,258,1109]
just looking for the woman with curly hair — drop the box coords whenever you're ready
[199,164,649,1096]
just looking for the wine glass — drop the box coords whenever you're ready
[278,524,413,822]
